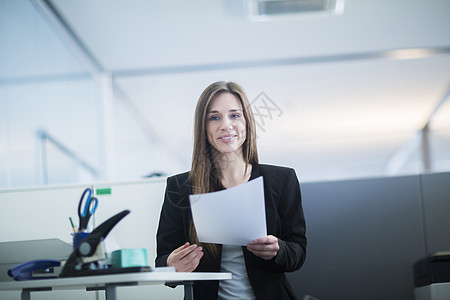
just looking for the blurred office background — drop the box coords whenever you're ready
[0,0,449,188]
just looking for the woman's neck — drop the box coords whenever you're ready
[215,152,252,188]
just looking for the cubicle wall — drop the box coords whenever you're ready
[420,172,450,254]
[288,172,450,300]
[0,172,449,300]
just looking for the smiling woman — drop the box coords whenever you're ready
[155,81,307,300]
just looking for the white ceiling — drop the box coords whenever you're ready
[1,0,450,182]
[51,0,450,69]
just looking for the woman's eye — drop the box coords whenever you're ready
[231,114,240,119]
[210,115,220,121]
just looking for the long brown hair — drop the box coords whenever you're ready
[189,81,259,253]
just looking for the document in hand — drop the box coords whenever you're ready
[189,176,267,246]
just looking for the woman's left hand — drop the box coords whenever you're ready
[247,235,280,260]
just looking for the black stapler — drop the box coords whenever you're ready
[59,210,150,277]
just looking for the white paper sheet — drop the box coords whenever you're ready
[189,176,267,246]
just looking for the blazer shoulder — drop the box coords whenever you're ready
[254,164,300,191]
[167,171,190,183]
[255,164,295,177]
[164,171,192,208]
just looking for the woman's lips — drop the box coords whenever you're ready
[219,134,236,143]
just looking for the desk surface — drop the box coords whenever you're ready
[0,272,232,291]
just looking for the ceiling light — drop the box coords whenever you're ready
[247,0,345,21]
[385,48,438,60]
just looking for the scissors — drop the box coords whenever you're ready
[78,188,98,232]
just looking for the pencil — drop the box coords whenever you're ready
[69,217,77,233]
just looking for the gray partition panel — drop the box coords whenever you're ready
[420,172,450,253]
[287,175,426,300]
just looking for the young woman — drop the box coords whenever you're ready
[156,81,307,300]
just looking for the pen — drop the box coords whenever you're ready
[69,217,77,233]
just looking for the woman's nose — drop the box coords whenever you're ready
[220,118,233,131]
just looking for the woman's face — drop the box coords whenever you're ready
[206,92,247,156]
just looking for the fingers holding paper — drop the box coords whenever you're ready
[166,242,204,272]
[247,235,280,260]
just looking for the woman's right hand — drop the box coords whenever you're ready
[166,242,204,272]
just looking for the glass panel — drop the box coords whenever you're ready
[0,0,100,188]
[0,80,99,188]
[430,97,450,172]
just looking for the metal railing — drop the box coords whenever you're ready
[36,130,99,184]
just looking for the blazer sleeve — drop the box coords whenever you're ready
[155,175,189,268]
[271,168,307,272]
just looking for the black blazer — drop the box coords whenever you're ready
[155,164,307,300]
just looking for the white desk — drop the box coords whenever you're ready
[0,272,231,300]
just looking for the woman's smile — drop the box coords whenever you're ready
[218,134,237,143]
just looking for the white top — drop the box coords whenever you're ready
[218,245,255,300]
